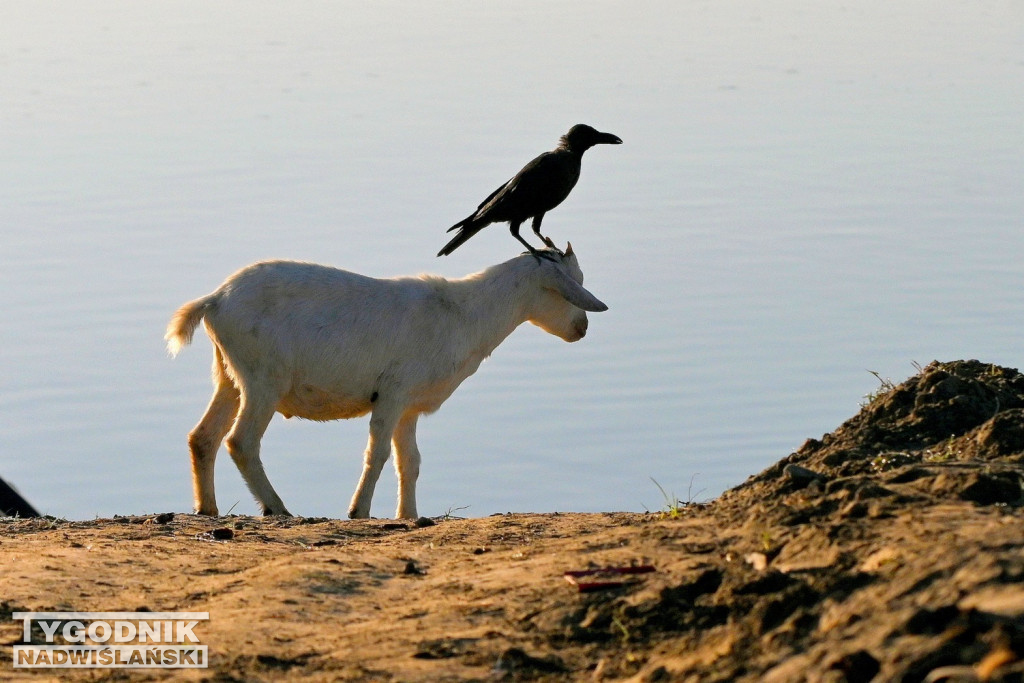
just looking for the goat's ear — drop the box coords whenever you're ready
[547,267,608,312]
[564,242,574,257]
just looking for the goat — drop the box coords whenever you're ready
[166,244,607,519]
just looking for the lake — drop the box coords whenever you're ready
[2,1,1022,519]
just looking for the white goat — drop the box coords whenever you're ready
[166,244,607,519]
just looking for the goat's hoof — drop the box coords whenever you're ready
[261,507,292,517]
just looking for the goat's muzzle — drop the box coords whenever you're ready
[572,317,589,340]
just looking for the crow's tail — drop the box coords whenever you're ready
[437,216,485,256]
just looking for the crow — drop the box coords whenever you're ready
[438,124,622,258]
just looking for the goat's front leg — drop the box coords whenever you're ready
[392,412,421,519]
[348,402,402,519]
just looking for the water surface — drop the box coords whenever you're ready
[2,2,1022,518]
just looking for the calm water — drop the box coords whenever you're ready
[2,2,1022,519]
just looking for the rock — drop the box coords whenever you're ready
[784,464,827,488]
[859,547,900,573]
[744,552,769,572]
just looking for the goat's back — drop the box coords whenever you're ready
[208,260,429,345]
[200,261,471,397]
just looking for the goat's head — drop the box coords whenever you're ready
[528,243,608,342]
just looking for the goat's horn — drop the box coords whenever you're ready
[564,242,574,257]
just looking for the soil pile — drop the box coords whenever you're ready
[1,360,1022,682]
[624,359,1024,681]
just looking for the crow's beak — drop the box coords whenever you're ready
[598,132,623,145]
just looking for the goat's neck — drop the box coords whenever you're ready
[455,262,534,355]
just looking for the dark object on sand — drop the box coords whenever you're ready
[0,476,39,518]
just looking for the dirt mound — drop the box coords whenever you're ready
[537,360,1024,681]
[728,359,1024,516]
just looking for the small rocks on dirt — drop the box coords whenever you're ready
[194,527,234,541]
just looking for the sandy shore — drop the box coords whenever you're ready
[2,359,1023,681]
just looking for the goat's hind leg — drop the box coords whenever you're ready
[188,347,239,516]
[224,386,292,516]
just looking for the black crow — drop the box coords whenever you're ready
[438,124,622,257]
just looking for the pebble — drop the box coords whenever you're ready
[784,464,828,487]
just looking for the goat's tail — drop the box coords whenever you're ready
[165,294,216,357]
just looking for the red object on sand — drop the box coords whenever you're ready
[563,565,656,592]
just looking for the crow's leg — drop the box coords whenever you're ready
[511,221,558,262]
[510,222,556,261]
[510,221,538,253]
[531,214,557,249]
